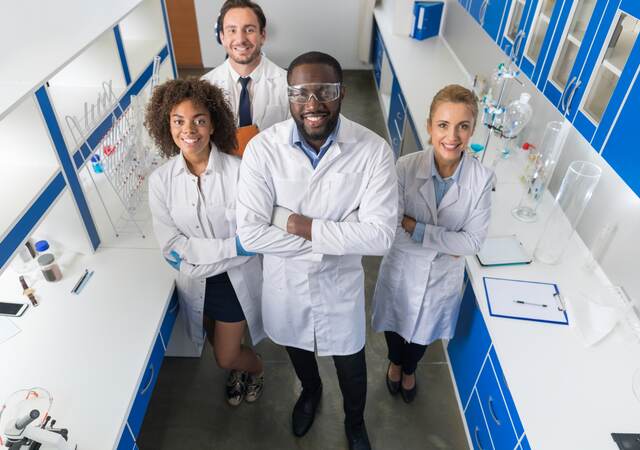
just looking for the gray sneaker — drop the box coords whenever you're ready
[225,370,246,406]
[245,371,264,403]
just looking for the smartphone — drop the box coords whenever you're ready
[0,301,28,317]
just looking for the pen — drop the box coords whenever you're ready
[71,269,89,294]
[74,270,94,294]
[513,300,547,308]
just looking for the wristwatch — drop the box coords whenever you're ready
[19,276,38,307]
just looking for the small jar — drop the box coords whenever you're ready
[37,253,63,282]
[91,154,104,173]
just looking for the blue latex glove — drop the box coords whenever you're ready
[236,236,256,257]
[165,250,182,270]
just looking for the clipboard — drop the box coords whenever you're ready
[232,124,259,157]
[483,276,569,325]
[476,235,532,266]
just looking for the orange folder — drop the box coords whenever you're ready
[232,124,259,158]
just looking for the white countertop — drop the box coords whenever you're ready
[0,246,174,449]
[375,6,640,450]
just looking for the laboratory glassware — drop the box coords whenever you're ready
[37,253,62,282]
[534,161,602,264]
[582,223,617,272]
[512,121,564,222]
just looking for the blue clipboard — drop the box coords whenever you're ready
[483,276,569,325]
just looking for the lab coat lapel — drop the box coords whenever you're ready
[438,183,459,211]
[417,153,438,225]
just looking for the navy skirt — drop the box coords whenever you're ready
[203,272,246,323]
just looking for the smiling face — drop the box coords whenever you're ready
[288,63,344,150]
[220,7,265,68]
[427,101,475,167]
[170,99,214,161]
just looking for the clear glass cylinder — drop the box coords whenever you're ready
[534,161,602,264]
[512,121,564,222]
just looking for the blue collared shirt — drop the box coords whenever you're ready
[291,119,341,169]
[412,154,464,243]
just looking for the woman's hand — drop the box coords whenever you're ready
[401,215,417,234]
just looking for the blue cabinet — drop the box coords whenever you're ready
[448,278,529,449]
[520,0,563,82]
[574,1,640,147]
[116,424,135,450]
[465,389,494,450]
[372,27,385,88]
[499,0,538,64]
[388,77,407,157]
[160,288,180,346]
[484,0,514,42]
[448,281,492,406]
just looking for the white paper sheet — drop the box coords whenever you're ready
[0,317,21,344]
[477,235,532,266]
[484,277,569,325]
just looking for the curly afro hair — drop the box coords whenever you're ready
[144,77,237,158]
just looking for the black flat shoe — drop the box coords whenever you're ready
[345,422,372,450]
[292,384,322,437]
[385,363,401,396]
[400,378,417,404]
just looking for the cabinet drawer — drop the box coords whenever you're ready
[520,434,531,449]
[160,288,179,346]
[116,423,135,450]
[476,353,519,450]
[489,347,524,437]
[128,333,165,437]
[448,280,492,406]
[465,389,494,450]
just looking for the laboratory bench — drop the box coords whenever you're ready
[373,5,640,450]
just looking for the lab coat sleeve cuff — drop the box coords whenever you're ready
[411,222,426,243]
[310,219,333,255]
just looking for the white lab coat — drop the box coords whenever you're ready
[372,149,493,345]
[237,116,398,356]
[148,147,265,353]
[202,56,289,130]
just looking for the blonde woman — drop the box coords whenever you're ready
[372,84,494,403]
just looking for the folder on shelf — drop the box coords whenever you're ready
[476,235,532,267]
[483,276,569,325]
[232,124,259,158]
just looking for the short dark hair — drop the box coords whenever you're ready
[219,0,266,32]
[144,78,237,158]
[287,52,343,84]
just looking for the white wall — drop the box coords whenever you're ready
[442,0,640,301]
[193,0,372,70]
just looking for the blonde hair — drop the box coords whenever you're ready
[427,85,479,143]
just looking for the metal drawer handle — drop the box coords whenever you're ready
[392,138,399,146]
[561,76,577,113]
[480,0,489,26]
[140,363,155,395]
[396,111,404,120]
[474,426,485,450]
[511,30,525,61]
[565,79,582,115]
[487,395,502,425]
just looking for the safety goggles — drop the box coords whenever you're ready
[287,83,342,104]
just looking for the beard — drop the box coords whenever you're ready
[293,110,341,144]
[229,47,261,66]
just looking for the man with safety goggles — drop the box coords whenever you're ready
[237,51,398,450]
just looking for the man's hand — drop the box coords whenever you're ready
[401,215,417,234]
[287,214,313,241]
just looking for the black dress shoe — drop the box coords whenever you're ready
[345,422,372,450]
[400,378,417,404]
[292,384,322,437]
[385,363,400,396]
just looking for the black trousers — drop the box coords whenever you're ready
[285,345,367,428]
[384,331,428,375]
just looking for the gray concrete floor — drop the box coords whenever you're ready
[137,70,469,450]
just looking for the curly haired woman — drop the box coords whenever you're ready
[146,78,264,406]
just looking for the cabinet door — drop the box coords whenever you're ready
[483,0,513,42]
[465,389,495,450]
[160,287,179,346]
[372,24,384,88]
[500,0,537,64]
[542,0,605,109]
[388,77,406,158]
[116,423,135,450]
[598,61,640,196]
[447,280,492,408]
[521,0,561,79]
[574,1,640,146]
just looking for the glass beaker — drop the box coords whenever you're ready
[534,161,602,264]
[513,121,564,222]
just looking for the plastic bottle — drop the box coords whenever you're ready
[502,93,533,139]
[91,154,104,173]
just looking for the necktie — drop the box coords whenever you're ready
[238,77,252,127]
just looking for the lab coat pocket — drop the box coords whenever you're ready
[328,172,363,216]
[272,177,307,212]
